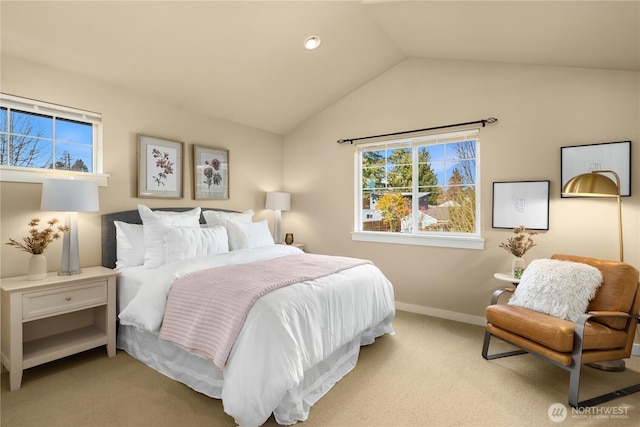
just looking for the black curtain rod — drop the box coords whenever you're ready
[337,117,497,144]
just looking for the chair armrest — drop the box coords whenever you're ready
[489,289,508,305]
[575,311,630,327]
[571,310,638,374]
[574,311,633,342]
[585,311,632,318]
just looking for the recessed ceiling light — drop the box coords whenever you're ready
[304,35,321,50]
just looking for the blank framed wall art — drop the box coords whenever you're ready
[492,180,550,230]
[561,141,631,197]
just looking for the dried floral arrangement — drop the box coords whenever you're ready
[499,225,538,257]
[6,218,69,255]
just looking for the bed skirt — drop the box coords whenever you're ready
[117,319,393,425]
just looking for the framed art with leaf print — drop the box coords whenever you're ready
[193,145,229,200]
[137,134,184,199]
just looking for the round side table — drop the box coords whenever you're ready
[493,272,521,292]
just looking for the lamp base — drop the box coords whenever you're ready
[60,212,82,276]
[274,210,283,244]
[58,270,82,276]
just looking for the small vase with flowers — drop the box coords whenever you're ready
[499,225,538,280]
[6,218,68,280]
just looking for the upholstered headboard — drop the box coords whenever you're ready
[101,207,238,269]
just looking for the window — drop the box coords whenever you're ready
[0,94,106,184]
[353,129,484,249]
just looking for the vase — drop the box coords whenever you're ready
[27,254,47,281]
[284,233,294,245]
[512,256,525,280]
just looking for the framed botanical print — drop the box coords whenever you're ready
[193,145,229,200]
[137,134,184,199]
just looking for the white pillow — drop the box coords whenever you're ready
[164,225,229,262]
[203,209,254,228]
[114,221,145,269]
[508,258,603,321]
[138,205,201,269]
[227,220,274,250]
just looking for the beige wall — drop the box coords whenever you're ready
[0,56,284,278]
[283,58,640,323]
[2,55,639,326]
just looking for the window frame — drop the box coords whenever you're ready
[0,94,108,186]
[352,129,484,250]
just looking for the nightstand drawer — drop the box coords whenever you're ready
[22,281,108,320]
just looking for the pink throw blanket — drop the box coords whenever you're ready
[158,253,371,369]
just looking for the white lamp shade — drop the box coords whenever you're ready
[265,192,291,211]
[41,179,99,212]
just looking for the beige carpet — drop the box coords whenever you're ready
[2,310,639,427]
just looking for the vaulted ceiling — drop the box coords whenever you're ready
[2,1,638,135]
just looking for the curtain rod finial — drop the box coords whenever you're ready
[337,139,352,144]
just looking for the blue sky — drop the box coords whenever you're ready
[1,108,93,171]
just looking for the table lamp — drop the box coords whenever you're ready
[41,179,99,275]
[265,192,290,244]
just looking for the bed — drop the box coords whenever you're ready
[102,206,395,426]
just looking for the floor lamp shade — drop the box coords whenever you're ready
[561,170,623,262]
[265,192,290,244]
[41,179,100,275]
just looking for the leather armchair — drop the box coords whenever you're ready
[482,254,640,408]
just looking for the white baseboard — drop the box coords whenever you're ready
[396,302,640,357]
[395,301,486,326]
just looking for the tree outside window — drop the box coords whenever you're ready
[358,132,478,235]
[0,96,98,175]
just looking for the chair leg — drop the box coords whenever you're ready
[481,329,491,359]
[568,332,584,407]
[569,320,640,408]
[568,364,581,407]
[574,383,640,408]
[482,330,527,360]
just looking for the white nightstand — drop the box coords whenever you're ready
[281,243,305,252]
[292,243,305,252]
[1,266,118,391]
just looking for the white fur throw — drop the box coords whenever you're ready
[508,259,603,321]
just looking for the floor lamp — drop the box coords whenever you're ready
[41,179,100,275]
[561,169,623,262]
[562,169,627,371]
[265,192,290,244]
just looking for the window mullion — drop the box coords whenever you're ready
[52,116,57,170]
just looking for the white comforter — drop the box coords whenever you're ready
[118,245,395,426]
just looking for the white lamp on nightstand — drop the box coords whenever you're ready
[265,192,290,244]
[41,179,99,275]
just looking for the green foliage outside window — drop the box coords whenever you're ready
[359,136,478,234]
[375,193,411,232]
